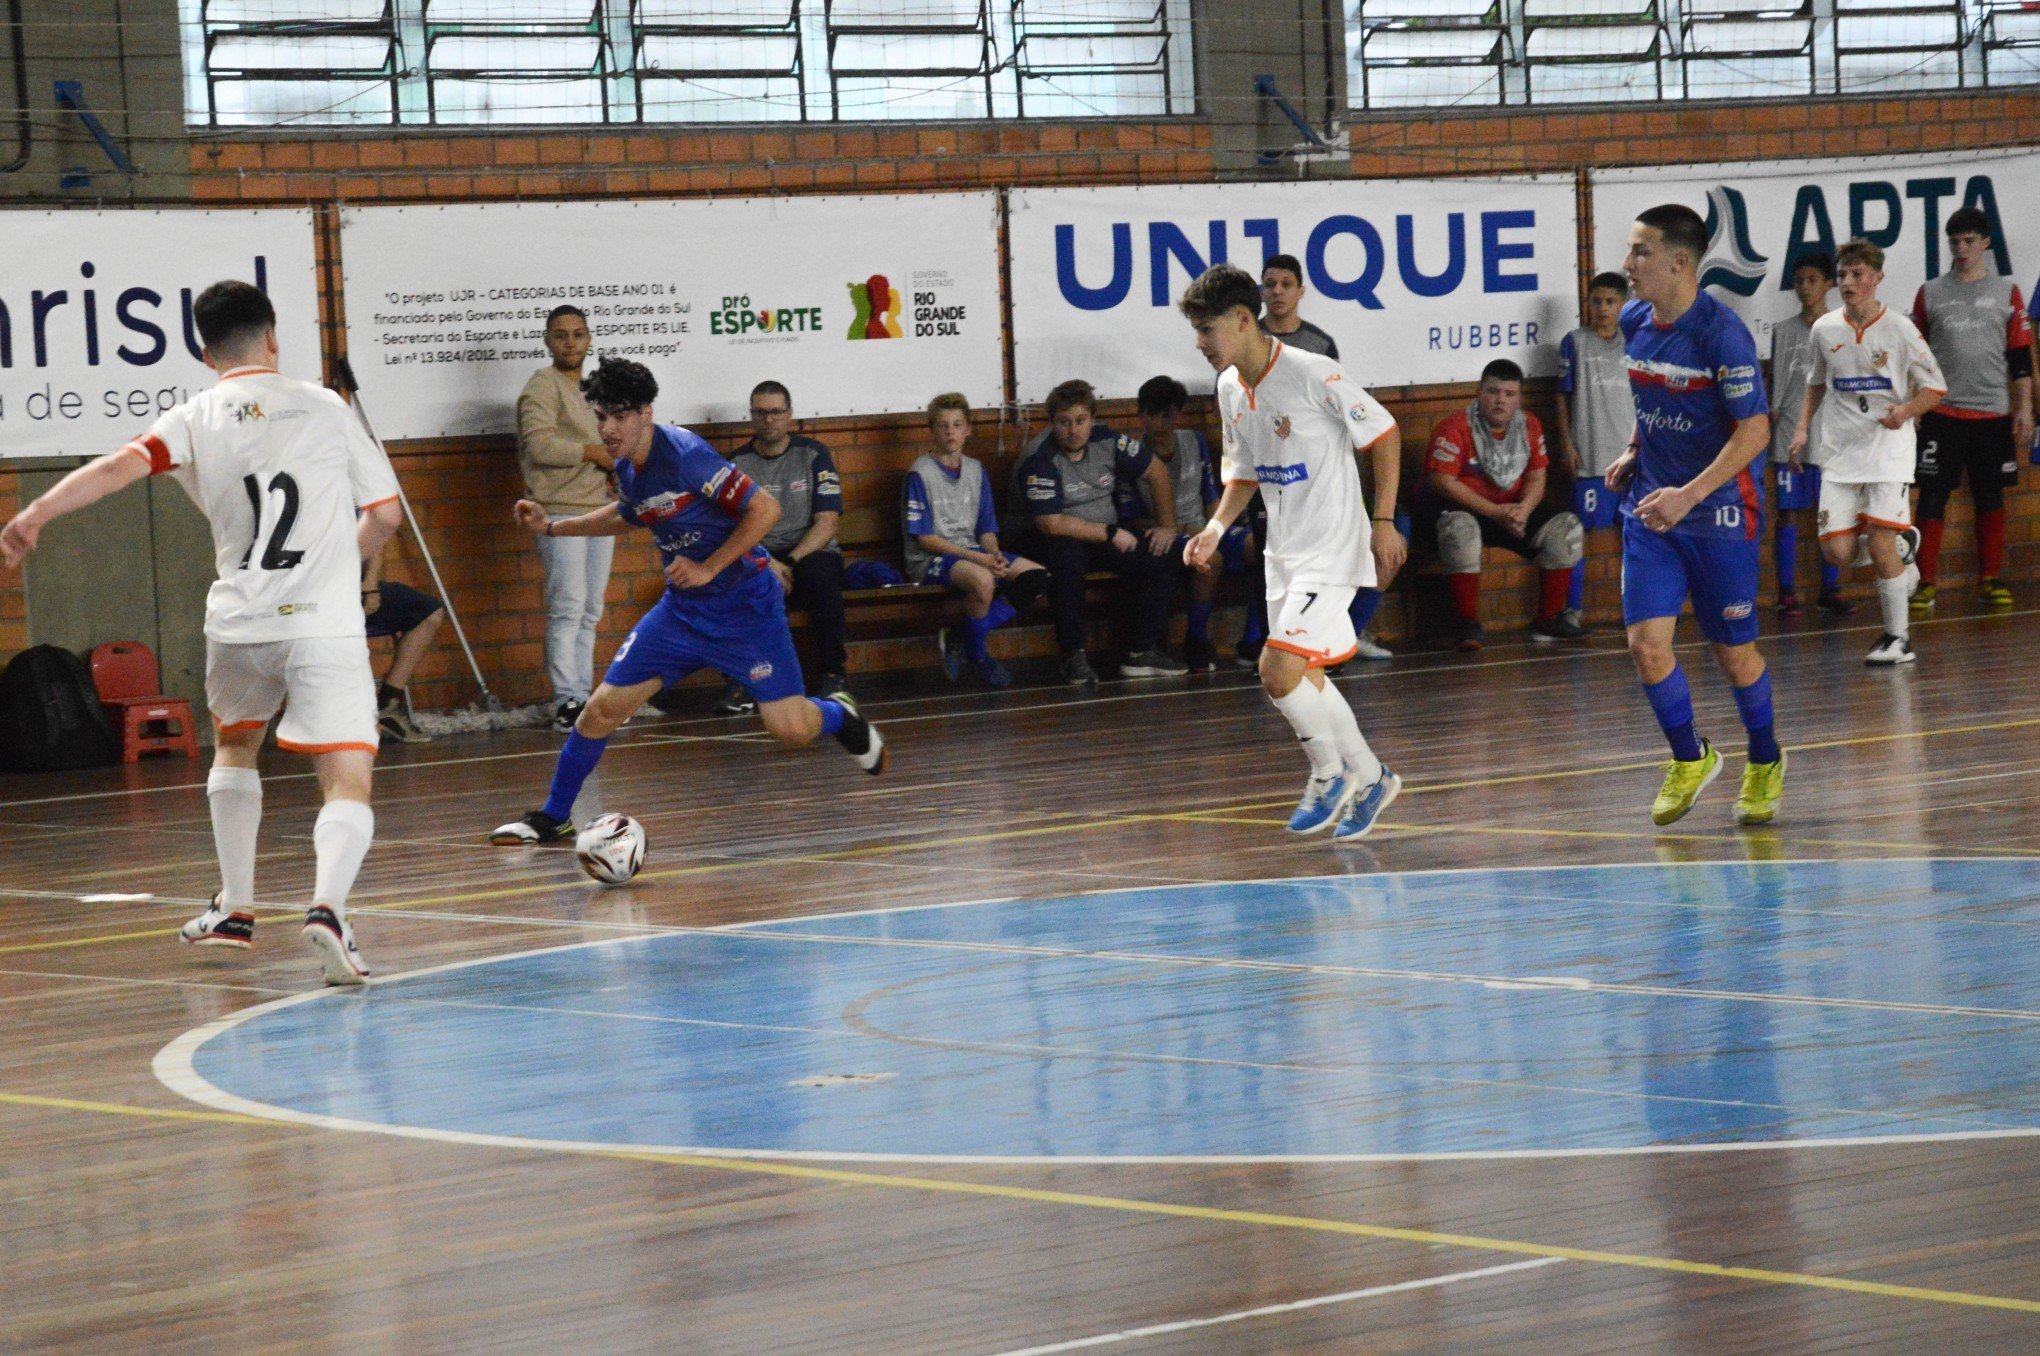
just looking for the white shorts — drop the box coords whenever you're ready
[1267,583,1358,667]
[1817,480,1910,540]
[207,635,379,755]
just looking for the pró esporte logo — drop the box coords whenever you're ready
[709,295,823,340]
[846,274,903,341]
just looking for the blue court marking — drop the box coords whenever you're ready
[157,859,2040,1162]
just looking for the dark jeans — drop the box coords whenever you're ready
[1020,532,1182,655]
[777,549,847,677]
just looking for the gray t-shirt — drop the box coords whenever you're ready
[1133,428,1214,533]
[1015,429,1152,529]
[1262,318,1339,359]
[1768,312,1825,465]
[1914,273,2030,415]
[728,434,841,555]
[1558,327,1636,477]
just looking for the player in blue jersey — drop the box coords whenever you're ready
[1606,204,1785,827]
[491,358,885,845]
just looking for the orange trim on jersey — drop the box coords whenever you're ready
[211,714,273,734]
[1241,339,1283,411]
[1934,405,2009,420]
[1847,305,1886,343]
[1816,527,1860,541]
[358,494,400,511]
[1266,638,1360,668]
[1358,425,1397,452]
[218,366,278,381]
[1223,477,1259,488]
[276,738,379,755]
[1861,514,1912,532]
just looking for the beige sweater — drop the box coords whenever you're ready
[516,366,612,514]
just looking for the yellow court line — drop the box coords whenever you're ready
[4,1091,2035,1316]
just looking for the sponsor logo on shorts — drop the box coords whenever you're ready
[1257,463,1308,486]
[275,602,316,615]
[1722,601,1753,620]
[749,661,774,682]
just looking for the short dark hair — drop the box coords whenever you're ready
[1136,375,1189,415]
[192,280,275,356]
[1791,251,1835,282]
[1587,272,1628,297]
[1946,206,1992,240]
[750,379,791,408]
[1178,263,1262,323]
[1636,203,1709,265]
[1262,254,1305,285]
[544,304,587,330]
[1836,237,1884,272]
[1479,359,1524,386]
[581,355,658,410]
[1044,379,1097,419]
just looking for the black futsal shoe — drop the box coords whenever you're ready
[831,693,887,775]
[491,809,575,845]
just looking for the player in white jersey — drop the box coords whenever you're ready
[1791,239,1944,665]
[1178,264,1406,843]
[0,282,403,984]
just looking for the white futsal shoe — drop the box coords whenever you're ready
[301,905,369,986]
[180,893,255,948]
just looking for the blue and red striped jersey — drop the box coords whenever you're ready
[1620,292,1769,540]
[615,424,771,604]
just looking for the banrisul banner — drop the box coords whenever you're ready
[1007,178,1578,400]
[340,195,1003,436]
[0,209,319,460]
[1591,149,2040,356]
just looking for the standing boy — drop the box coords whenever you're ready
[1556,272,1637,624]
[1768,253,1851,617]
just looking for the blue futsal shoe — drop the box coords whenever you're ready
[1286,773,1357,835]
[1332,767,1402,843]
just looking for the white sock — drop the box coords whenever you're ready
[1314,679,1384,786]
[1271,682,1342,780]
[207,765,262,910]
[312,799,375,924]
[1878,574,1910,640]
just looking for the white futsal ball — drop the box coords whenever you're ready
[575,813,646,885]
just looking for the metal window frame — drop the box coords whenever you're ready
[1979,0,2040,88]
[821,0,996,122]
[1520,1,1668,103]
[1353,0,1513,110]
[1675,0,1817,101]
[1011,0,1175,118]
[418,0,615,124]
[631,0,807,123]
[198,0,403,127]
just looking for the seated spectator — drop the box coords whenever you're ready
[1014,380,1188,686]
[723,380,848,713]
[902,393,1050,688]
[1416,358,1585,652]
[361,542,445,744]
[1126,375,1254,672]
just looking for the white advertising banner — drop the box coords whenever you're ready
[1007,177,1579,399]
[0,209,319,460]
[1591,149,2040,357]
[340,195,1004,436]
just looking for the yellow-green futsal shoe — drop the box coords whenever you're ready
[1651,739,1721,826]
[1735,749,1786,826]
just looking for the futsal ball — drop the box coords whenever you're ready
[575,813,646,885]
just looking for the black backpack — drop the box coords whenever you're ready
[0,645,121,773]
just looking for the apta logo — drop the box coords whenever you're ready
[846,274,903,341]
[1699,185,1769,299]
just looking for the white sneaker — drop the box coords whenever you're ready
[1865,633,1916,666]
[180,893,255,948]
[301,905,369,985]
[1350,633,1394,661]
[1896,525,1921,566]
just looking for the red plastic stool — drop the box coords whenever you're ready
[89,641,199,763]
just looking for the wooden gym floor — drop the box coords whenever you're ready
[4,600,2039,1353]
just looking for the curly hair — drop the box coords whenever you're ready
[580,356,659,410]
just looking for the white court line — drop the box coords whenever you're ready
[987,1257,1565,1355]
[16,602,2035,812]
[154,858,2040,1163]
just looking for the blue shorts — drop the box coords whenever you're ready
[1571,476,1620,531]
[1621,518,1762,646]
[1174,523,1252,575]
[918,551,1018,589]
[604,583,806,704]
[1771,461,1821,512]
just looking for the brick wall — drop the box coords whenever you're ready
[5,98,2034,706]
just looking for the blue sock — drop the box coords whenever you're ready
[984,597,1016,631]
[964,613,995,660]
[1820,560,1841,593]
[1775,522,1798,595]
[1733,669,1781,765]
[1642,667,1704,762]
[1567,561,1585,614]
[1241,599,1268,646]
[1186,600,1213,640]
[1348,587,1383,632]
[542,731,608,823]
[812,697,845,737]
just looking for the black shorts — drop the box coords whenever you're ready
[364,581,443,638]
[1916,411,2018,493]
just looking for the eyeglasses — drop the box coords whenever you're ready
[749,407,791,419]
